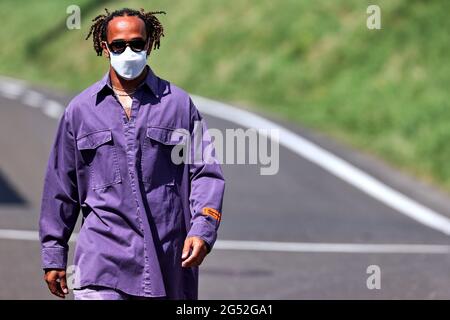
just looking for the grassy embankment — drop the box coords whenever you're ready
[1,0,450,191]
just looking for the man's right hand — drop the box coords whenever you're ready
[44,269,69,299]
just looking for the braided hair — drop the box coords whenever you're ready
[86,8,166,56]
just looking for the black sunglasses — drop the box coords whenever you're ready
[105,38,148,54]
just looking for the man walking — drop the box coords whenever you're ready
[39,8,225,300]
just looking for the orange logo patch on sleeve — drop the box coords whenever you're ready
[202,207,222,221]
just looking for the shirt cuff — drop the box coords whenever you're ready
[187,221,217,254]
[41,247,68,269]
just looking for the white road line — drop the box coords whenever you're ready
[0,229,448,254]
[21,90,46,108]
[192,95,450,236]
[1,77,450,236]
[0,229,77,242]
[42,100,64,119]
[0,79,26,100]
[214,240,450,254]
[0,229,40,241]
[0,77,64,119]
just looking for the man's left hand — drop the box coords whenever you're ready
[182,236,209,268]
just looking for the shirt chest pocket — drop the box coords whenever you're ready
[140,126,187,187]
[76,129,122,190]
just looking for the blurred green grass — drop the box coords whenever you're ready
[1,0,450,191]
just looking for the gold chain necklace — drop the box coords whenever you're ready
[112,86,136,96]
[114,92,135,97]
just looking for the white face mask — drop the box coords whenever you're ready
[107,45,148,80]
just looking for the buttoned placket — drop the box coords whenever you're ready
[113,88,153,295]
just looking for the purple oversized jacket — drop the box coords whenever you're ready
[39,65,225,299]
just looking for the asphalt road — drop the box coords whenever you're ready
[1,77,450,299]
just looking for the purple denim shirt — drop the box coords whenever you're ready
[39,65,225,299]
